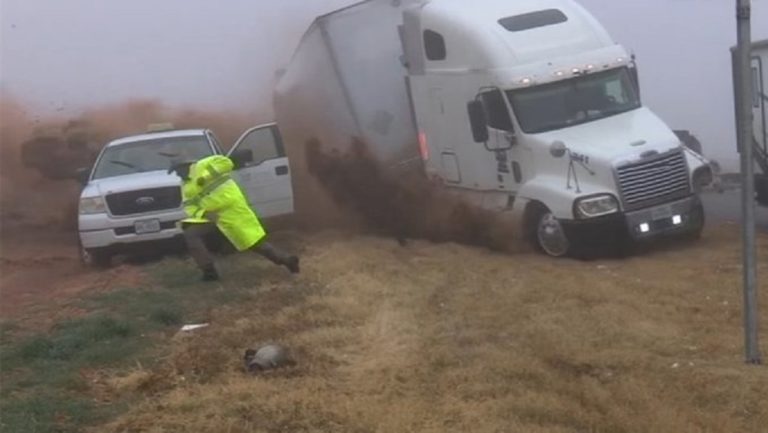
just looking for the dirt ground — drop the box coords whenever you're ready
[0,227,145,329]
[2,223,765,432]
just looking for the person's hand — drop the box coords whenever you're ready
[205,212,220,223]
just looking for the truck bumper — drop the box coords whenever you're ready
[79,211,185,250]
[562,195,703,245]
[623,195,703,240]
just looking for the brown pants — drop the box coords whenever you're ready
[182,222,292,269]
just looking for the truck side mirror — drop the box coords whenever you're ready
[467,100,489,143]
[75,167,91,185]
[230,149,254,169]
[629,66,640,94]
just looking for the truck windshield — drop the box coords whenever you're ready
[92,136,213,180]
[508,67,641,134]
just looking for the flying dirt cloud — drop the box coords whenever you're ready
[0,95,254,232]
[0,0,358,232]
[304,137,524,253]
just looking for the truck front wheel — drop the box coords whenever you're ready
[527,205,571,257]
[79,241,112,268]
[682,198,706,241]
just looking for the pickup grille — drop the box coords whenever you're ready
[106,187,182,216]
[616,150,691,211]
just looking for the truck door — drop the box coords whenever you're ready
[228,124,294,218]
[429,87,461,183]
[478,89,523,191]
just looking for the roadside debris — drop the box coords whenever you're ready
[179,323,210,332]
[243,344,295,373]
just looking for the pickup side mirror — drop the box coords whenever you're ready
[75,167,91,185]
[467,100,489,143]
[230,149,254,169]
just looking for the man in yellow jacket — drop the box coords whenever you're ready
[170,155,299,281]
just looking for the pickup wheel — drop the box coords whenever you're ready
[527,204,571,258]
[79,241,112,268]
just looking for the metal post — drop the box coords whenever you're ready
[736,0,762,365]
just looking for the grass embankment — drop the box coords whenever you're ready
[2,228,767,433]
[0,251,288,433]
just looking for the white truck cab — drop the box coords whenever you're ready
[275,0,711,256]
[77,124,293,266]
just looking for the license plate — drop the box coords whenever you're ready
[650,205,673,220]
[134,219,161,234]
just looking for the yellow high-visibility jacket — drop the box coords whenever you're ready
[181,176,208,224]
[183,155,266,251]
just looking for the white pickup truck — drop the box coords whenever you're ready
[76,124,293,266]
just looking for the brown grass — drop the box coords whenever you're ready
[99,226,767,433]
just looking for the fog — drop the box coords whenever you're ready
[0,0,356,116]
[1,0,767,169]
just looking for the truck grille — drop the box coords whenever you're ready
[106,187,182,216]
[616,150,691,211]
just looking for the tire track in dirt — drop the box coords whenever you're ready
[297,234,443,430]
[0,229,145,328]
[300,234,532,431]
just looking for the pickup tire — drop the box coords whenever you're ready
[526,203,571,258]
[78,241,112,268]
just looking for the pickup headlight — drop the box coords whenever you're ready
[79,196,107,215]
[575,194,619,218]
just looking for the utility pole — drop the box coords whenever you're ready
[735,0,761,365]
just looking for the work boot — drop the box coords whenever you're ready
[201,264,220,282]
[256,243,299,274]
[285,256,300,274]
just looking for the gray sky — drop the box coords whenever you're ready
[1,0,767,169]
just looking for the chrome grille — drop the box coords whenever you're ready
[616,150,691,211]
[106,187,182,216]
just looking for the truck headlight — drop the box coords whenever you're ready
[79,196,107,215]
[692,165,714,192]
[575,194,619,218]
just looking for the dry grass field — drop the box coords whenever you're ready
[85,226,768,433]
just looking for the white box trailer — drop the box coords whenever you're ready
[750,40,768,205]
[275,0,711,256]
[732,39,768,206]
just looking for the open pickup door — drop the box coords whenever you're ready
[227,123,294,218]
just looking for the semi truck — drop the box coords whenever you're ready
[274,0,711,256]
[732,39,768,206]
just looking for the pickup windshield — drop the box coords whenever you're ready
[92,136,213,180]
[507,67,641,134]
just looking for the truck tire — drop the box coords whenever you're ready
[527,204,571,257]
[78,241,112,268]
[681,198,705,242]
